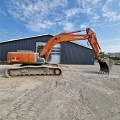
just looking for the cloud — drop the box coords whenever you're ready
[0,29,26,41]
[7,0,68,31]
[58,20,75,31]
[80,23,89,29]
[92,22,120,28]
[63,22,75,31]
[6,0,120,32]
[0,9,7,16]
[102,44,120,53]
[119,1,120,7]
[100,37,120,44]
[77,0,101,21]
[65,8,81,18]
[7,0,103,32]
[77,0,120,23]
[102,0,120,21]
[26,20,55,31]
[99,37,120,53]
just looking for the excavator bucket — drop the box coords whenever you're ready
[98,58,114,74]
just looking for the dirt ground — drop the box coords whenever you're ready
[0,63,120,120]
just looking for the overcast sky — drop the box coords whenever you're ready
[0,0,120,53]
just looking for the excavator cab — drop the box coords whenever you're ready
[98,58,114,74]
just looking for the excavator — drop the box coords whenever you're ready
[6,28,114,77]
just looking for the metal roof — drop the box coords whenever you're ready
[0,34,91,50]
[0,33,53,44]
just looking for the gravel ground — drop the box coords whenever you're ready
[0,63,120,120]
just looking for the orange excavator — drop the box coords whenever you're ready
[6,28,114,77]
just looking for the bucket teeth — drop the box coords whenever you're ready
[99,71,108,75]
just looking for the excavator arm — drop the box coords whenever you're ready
[40,28,114,74]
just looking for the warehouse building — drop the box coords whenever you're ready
[0,34,95,64]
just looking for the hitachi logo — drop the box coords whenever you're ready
[74,36,84,39]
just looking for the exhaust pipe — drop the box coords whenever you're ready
[98,58,114,74]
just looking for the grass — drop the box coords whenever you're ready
[113,60,120,65]
[95,59,120,65]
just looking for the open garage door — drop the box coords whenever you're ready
[36,42,61,64]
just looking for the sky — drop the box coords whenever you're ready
[0,0,120,53]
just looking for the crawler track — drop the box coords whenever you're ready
[6,65,62,77]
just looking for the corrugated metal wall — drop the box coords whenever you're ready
[60,42,94,65]
[0,35,52,61]
[0,35,95,65]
